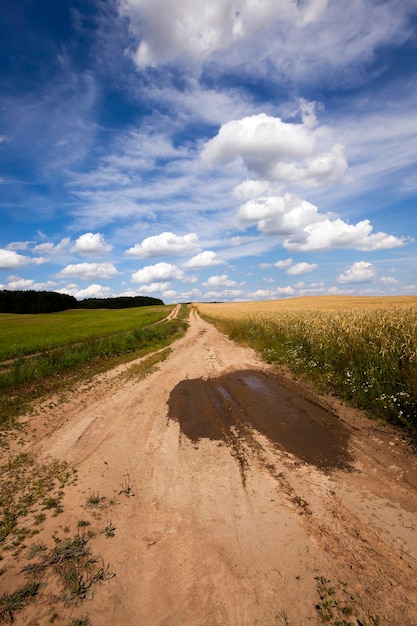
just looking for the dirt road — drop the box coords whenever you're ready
[5,309,417,624]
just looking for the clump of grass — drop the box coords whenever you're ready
[315,575,380,625]
[119,473,134,497]
[26,543,47,559]
[85,492,105,508]
[66,617,91,626]
[124,348,171,381]
[0,581,41,623]
[201,305,417,436]
[101,521,115,538]
[0,453,74,551]
[22,531,115,606]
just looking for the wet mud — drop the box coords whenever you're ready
[168,369,353,472]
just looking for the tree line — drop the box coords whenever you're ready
[0,290,164,314]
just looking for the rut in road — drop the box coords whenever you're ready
[8,308,417,625]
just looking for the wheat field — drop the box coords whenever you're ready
[197,296,417,434]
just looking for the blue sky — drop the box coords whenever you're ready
[1,0,416,303]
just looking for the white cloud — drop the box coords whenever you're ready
[0,249,30,270]
[337,261,377,284]
[5,241,32,251]
[275,258,293,269]
[203,112,316,175]
[203,274,239,288]
[204,288,244,300]
[239,194,408,252]
[284,217,408,252]
[72,233,113,256]
[126,232,201,258]
[5,278,35,290]
[202,109,348,188]
[119,0,414,85]
[131,262,184,283]
[286,262,318,275]
[33,238,71,255]
[233,179,270,200]
[119,0,267,68]
[183,250,225,269]
[380,276,398,285]
[57,263,118,280]
[76,284,113,299]
[3,278,59,291]
[134,282,171,293]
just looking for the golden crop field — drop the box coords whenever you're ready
[197,295,417,318]
[197,296,417,434]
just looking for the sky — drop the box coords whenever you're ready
[1,0,416,303]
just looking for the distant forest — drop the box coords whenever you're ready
[0,290,164,314]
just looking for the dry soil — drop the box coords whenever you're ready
[2,308,417,625]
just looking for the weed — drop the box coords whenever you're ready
[77,520,91,528]
[119,473,134,496]
[22,532,114,606]
[66,616,91,626]
[314,575,380,625]
[26,543,47,559]
[85,492,105,508]
[42,497,60,509]
[0,581,40,623]
[101,521,115,538]
[278,609,291,625]
[0,454,71,551]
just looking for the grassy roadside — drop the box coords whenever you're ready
[0,305,175,361]
[0,305,189,624]
[0,307,189,434]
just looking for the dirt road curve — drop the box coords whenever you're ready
[15,309,417,624]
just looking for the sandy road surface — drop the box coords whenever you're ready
[5,308,417,625]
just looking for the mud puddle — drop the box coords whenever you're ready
[168,369,353,472]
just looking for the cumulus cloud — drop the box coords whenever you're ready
[239,194,408,252]
[33,238,71,255]
[203,274,239,288]
[0,249,30,270]
[75,284,113,299]
[233,179,270,200]
[183,251,225,269]
[202,111,347,187]
[284,217,408,252]
[72,233,113,256]
[126,232,201,258]
[337,261,377,284]
[131,262,184,283]
[286,262,318,275]
[203,112,314,172]
[275,258,293,269]
[5,278,35,290]
[132,282,171,293]
[57,263,118,280]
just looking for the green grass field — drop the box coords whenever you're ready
[0,305,175,360]
[0,304,188,431]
